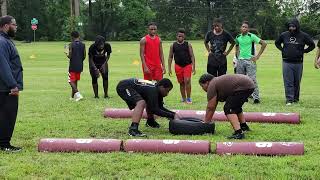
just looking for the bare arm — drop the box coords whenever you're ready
[252,40,267,62]
[140,37,149,73]
[235,45,240,59]
[188,43,196,75]
[100,53,111,71]
[159,38,166,74]
[315,47,320,69]
[168,44,174,76]
[203,96,218,123]
[204,41,210,53]
[83,47,86,60]
[66,45,71,59]
[89,57,96,69]
[224,42,235,56]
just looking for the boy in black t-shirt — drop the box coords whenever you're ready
[168,28,195,104]
[116,78,178,137]
[204,18,235,77]
[65,31,86,101]
[88,35,112,98]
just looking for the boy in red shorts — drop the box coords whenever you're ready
[65,31,86,101]
[168,28,195,104]
[140,22,166,81]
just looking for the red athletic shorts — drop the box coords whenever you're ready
[175,64,192,83]
[68,72,81,82]
[143,65,163,81]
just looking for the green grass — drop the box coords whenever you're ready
[1,40,320,179]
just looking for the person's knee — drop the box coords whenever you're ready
[136,100,146,108]
[184,78,191,85]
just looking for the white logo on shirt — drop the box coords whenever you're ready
[126,89,131,96]
[289,37,297,44]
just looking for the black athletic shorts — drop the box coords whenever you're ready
[90,64,108,79]
[207,53,227,77]
[223,89,254,115]
[116,84,143,110]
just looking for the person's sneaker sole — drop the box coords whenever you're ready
[75,97,83,102]
[145,123,160,128]
[227,134,245,139]
[241,127,251,132]
[0,148,22,153]
[128,132,147,137]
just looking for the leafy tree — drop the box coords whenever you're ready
[117,0,155,40]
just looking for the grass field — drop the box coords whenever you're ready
[1,40,320,179]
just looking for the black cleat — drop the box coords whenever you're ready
[240,123,251,132]
[0,145,22,152]
[128,128,147,137]
[227,132,245,139]
[146,119,160,128]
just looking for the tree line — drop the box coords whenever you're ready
[1,0,319,41]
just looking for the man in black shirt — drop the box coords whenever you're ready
[0,15,23,152]
[116,78,178,137]
[88,35,112,98]
[275,18,315,105]
[65,31,86,101]
[204,18,235,77]
[168,28,195,104]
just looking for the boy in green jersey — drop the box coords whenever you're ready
[235,21,267,104]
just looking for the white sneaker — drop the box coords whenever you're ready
[74,92,83,101]
[286,102,292,106]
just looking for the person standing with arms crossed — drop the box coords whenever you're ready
[168,28,195,104]
[140,22,166,81]
[0,15,23,152]
[235,21,267,104]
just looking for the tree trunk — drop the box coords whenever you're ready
[1,0,7,16]
[206,0,212,31]
[70,0,74,16]
[89,0,92,20]
[74,0,80,17]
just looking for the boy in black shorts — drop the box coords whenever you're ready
[116,78,178,137]
[204,18,235,77]
[199,73,254,139]
[88,35,112,98]
[65,31,86,101]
